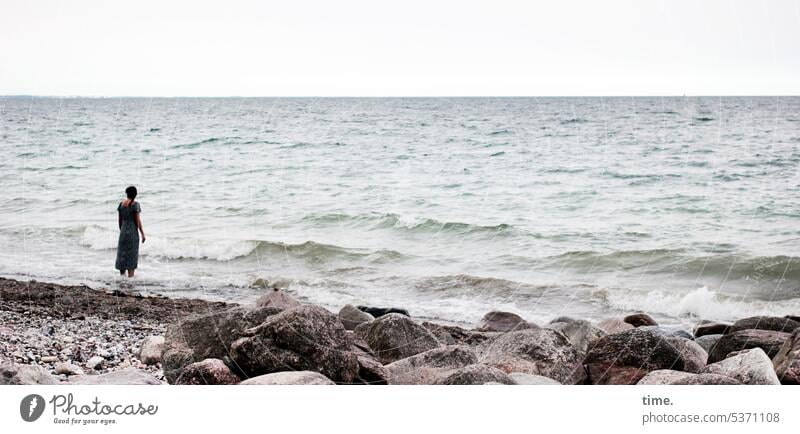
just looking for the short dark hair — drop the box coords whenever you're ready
[125,186,138,200]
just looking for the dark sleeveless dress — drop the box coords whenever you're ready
[115,201,141,270]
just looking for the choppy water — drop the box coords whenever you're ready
[1,96,799,326]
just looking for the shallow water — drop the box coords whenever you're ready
[1,96,798,326]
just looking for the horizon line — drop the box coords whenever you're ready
[2,94,799,99]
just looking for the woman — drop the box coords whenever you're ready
[115,185,146,278]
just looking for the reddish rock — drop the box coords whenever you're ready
[175,358,240,385]
[624,313,658,327]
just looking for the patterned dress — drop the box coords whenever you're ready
[115,201,141,270]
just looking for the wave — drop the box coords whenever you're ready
[301,212,520,237]
[171,137,221,149]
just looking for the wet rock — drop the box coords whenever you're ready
[255,288,301,310]
[663,337,707,373]
[385,345,478,385]
[357,306,409,318]
[70,368,161,385]
[476,311,534,332]
[356,313,440,364]
[0,363,59,385]
[509,372,561,385]
[583,328,686,385]
[240,371,335,385]
[547,319,606,357]
[624,313,658,327]
[694,334,722,353]
[596,318,634,334]
[338,304,374,331]
[671,374,742,385]
[479,328,582,384]
[773,328,800,385]
[707,329,790,363]
[693,320,730,337]
[229,305,359,383]
[434,365,515,385]
[728,316,800,334]
[702,348,779,385]
[139,335,165,365]
[636,370,695,385]
[175,358,240,385]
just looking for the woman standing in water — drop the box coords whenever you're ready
[116,185,146,278]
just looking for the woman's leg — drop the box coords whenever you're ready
[120,269,125,276]
[127,269,135,278]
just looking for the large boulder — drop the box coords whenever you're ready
[476,311,534,332]
[240,371,335,385]
[547,320,606,357]
[596,318,634,334]
[624,313,658,327]
[229,305,359,383]
[509,372,561,385]
[639,326,694,340]
[139,335,165,365]
[254,288,301,309]
[702,348,779,385]
[175,358,241,385]
[70,368,161,385]
[357,306,409,318]
[338,304,374,331]
[663,337,707,373]
[728,316,800,334]
[385,346,478,385]
[636,370,695,385]
[478,328,582,384]
[671,374,742,385]
[583,328,686,385]
[422,322,498,346]
[773,328,800,384]
[355,313,441,364]
[162,305,282,383]
[707,329,790,363]
[694,334,722,353]
[354,353,389,385]
[693,321,730,337]
[434,365,515,385]
[0,363,59,385]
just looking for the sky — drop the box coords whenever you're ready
[1,0,799,96]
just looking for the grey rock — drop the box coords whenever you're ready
[479,328,581,384]
[694,334,722,353]
[773,328,800,384]
[254,288,301,310]
[584,328,686,384]
[86,356,105,370]
[240,371,335,385]
[707,329,790,363]
[421,322,498,346]
[40,355,59,364]
[636,370,695,385]
[476,311,534,332]
[385,345,478,385]
[639,325,694,340]
[546,319,607,357]
[596,318,634,334]
[509,372,561,385]
[54,362,84,376]
[728,316,800,334]
[0,363,59,385]
[230,305,359,383]
[671,374,742,385]
[139,335,165,365]
[663,337,707,373]
[434,364,515,385]
[70,368,160,385]
[693,321,731,337]
[548,316,579,324]
[175,358,240,385]
[702,348,780,385]
[338,304,374,331]
[356,313,441,364]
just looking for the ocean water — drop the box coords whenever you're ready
[1,96,799,326]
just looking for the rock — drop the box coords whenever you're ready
[385,346,478,385]
[693,320,731,337]
[639,325,694,340]
[671,374,742,385]
[549,316,579,324]
[86,356,105,370]
[434,365,515,385]
[356,313,441,364]
[240,371,335,385]
[476,311,534,332]
[40,356,59,363]
[139,335,165,365]
[596,318,634,334]
[421,322,497,346]
[54,362,84,376]
[175,359,240,385]
[0,363,59,385]
[728,316,800,334]
[773,328,800,384]
[478,328,582,384]
[162,305,281,383]
[508,372,561,385]
[707,329,790,363]
[583,328,686,385]
[702,348,779,385]
[255,288,301,310]
[357,306,409,318]
[694,334,722,353]
[338,304,374,331]
[355,354,389,385]
[230,305,359,383]
[546,320,606,357]
[624,313,658,327]
[70,368,161,385]
[663,337,707,373]
[636,370,695,385]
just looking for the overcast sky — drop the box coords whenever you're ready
[1,0,798,96]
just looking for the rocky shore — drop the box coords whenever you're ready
[2,277,799,385]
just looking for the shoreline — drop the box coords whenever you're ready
[1,276,798,385]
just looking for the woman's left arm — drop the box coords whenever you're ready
[135,208,146,243]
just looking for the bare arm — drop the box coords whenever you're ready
[135,212,146,243]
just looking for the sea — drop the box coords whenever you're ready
[1,96,798,327]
